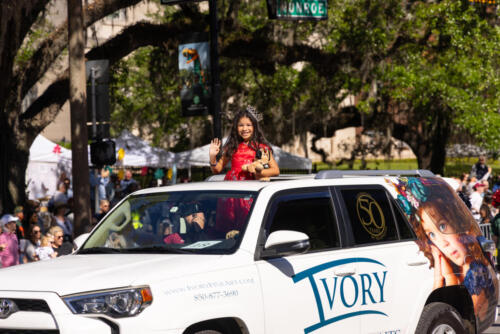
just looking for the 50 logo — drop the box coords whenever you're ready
[356,193,387,240]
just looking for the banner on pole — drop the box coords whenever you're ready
[178,33,211,117]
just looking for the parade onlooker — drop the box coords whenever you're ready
[480,203,493,225]
[63,177,73,199]
[93,199,110,225]
[489,190,500,270]
[120,170,138,198]
[53,203,73,243]
[492,175,500,194]
[48,226,73,256]
[106,173,120,208]
[0,214,20,267]
[471,155,492,182]
[13,206,25,241]
[51,182,69,208]
[36,235,57,260]
[22,225,42,263]
[469,182,487,220]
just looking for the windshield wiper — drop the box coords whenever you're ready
[126,245,194,254]
[78,247,125,254]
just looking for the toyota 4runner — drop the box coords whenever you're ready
[0,170,497,334]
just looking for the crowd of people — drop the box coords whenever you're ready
[0,166,143,268]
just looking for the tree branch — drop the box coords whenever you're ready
[22,19,358,132]
[0,0,50,112]
[11,0,143,108]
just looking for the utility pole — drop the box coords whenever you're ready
[67,0,91,237]
[209,0,222,139]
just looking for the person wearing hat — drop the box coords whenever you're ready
[181,202,208,243]
[469,182,487,220]
[0,214,20,267]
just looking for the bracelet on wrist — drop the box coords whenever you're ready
[210,160,218,167]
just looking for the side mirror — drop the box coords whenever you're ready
[73,233,90,250]
[261,230,310,259]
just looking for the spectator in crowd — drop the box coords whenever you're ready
[53,203,73,243]
[63,177,73,199]
[48,226,73,256]
[471,155,492,182]
[492,175,500,194]
[23,200,43,233]
[480,203,493,225]
[451,176,472,209]
[36,235,57,260]
[0,214,20,267]
[469,182,487,220]
[93,199,110,226]
[120,170,138,198]
[489,190,500,270]
[48,182,68,212]
[38,205,54,233]
[106,173,120,208]
[98,167,111,201]
[13,206,25,240]
[21,224,42,263]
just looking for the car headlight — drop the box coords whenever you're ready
[63,287,152,318]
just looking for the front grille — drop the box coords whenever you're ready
[0,330,59,334]
[11,299,51,313]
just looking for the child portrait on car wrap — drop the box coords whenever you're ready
[387,177,498,323]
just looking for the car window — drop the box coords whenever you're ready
[340,188,399,245]
[267,191,339,252]
[80,190,257,254]
[391,199,415,240]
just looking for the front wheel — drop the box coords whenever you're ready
[415,302,467,334]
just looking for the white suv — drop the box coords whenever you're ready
[0,170,497,334]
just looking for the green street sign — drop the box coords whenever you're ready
[275,0,328,20]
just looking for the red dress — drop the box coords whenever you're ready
[215,143,268,236]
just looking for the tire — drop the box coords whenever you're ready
[415,302,467,334]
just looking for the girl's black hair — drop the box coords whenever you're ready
[222,107,271,159]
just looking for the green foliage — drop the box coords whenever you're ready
[381,0,500,150]
[109,45,212,151]
[108,0,499,162]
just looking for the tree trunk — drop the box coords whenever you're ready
[0,120,30,214]
[68,0,91,237]
[393,111,450,176]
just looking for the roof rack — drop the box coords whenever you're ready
[314,169,435,179]
[204,174,315,182]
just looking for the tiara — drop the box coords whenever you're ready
[246,105,263,122]
[222,106,264,122]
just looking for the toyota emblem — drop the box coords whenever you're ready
[0,299,18,319]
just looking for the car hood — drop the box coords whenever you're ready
[0,253,224,296]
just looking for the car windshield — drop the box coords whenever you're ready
[79,190,257,255]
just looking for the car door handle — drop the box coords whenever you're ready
[407,260,428,266]
[334,267,356,276]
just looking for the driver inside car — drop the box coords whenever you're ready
[164,202,208,244]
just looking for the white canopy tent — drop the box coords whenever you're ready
[175,139,312,171]
[26,135,73,200]
[113,130,176,168]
